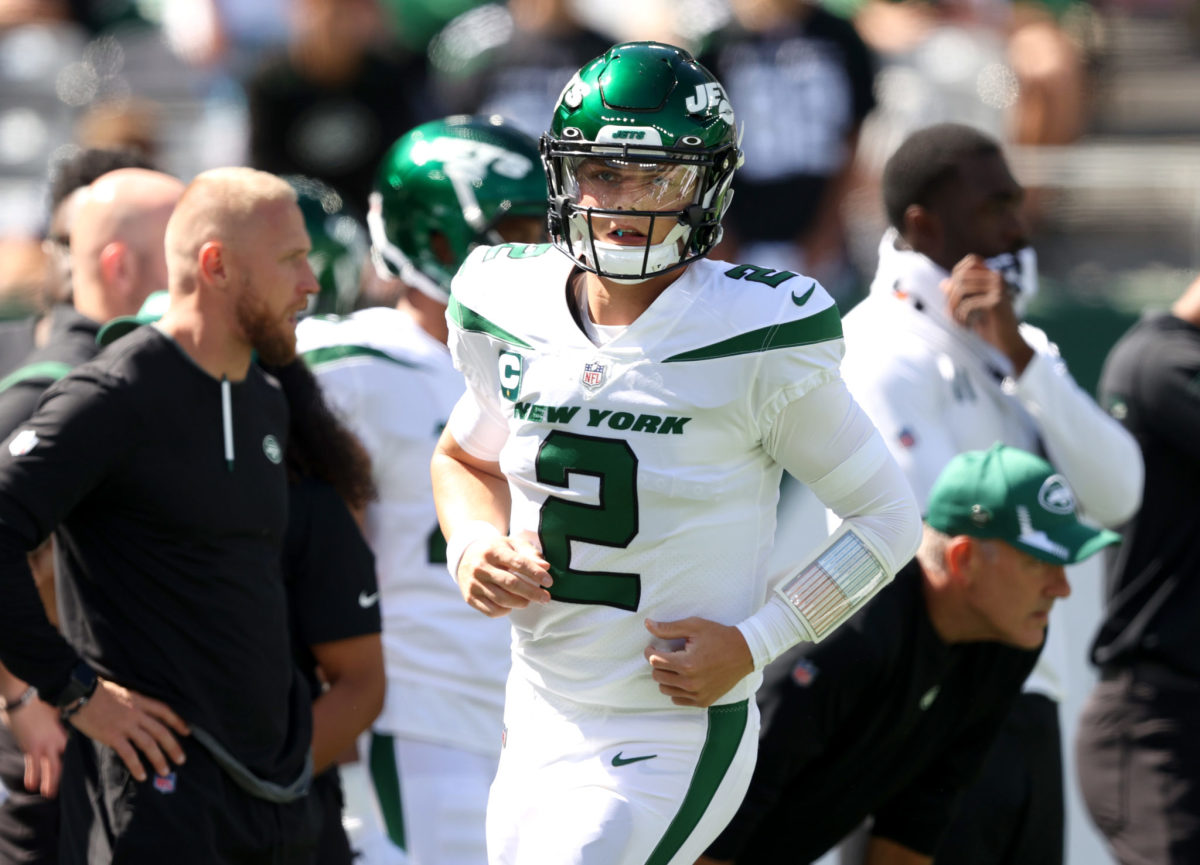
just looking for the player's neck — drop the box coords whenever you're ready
[582,268,684,327]
[399,288,449,346]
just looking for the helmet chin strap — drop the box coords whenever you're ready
[367,195,451,305]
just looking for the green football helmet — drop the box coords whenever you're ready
[285,176,368,316]
[542,41,743,283]
[369,115,548,303]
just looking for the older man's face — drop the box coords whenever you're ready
[966,539,1071,650]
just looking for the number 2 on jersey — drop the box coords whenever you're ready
[536,430,640,611]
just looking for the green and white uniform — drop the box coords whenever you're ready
[298,309,509,863]
[446,243,919,865]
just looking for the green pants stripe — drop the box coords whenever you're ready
[645,700,749,865]
[368,732,407,851]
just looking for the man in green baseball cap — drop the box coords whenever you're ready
[925,442,1121,649]
[702,443,1120,865]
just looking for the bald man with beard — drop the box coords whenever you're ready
[0,167,319,865]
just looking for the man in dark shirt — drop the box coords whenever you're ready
[0,166,182,865]
[1076,273,1200,865]
[0,166,320,864]
[701,444,1119,865]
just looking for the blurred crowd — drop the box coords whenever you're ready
[0,0,1154,321]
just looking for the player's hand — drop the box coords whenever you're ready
[942,254,1033,374]
[456,534,552,618]
[65,679,189,783]
[3,696,67,797]
[643,618,754,708]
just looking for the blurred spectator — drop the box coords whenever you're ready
[0,167,182,865]
[1077,272,1200,865]
[73,99,160,165]
[0,148,150,380]
[0,238,50,322]
[245,0,433,208]
[44,146,156,305]
[700,0,877,301]
[0,167,182,436]
[429,0,613,138]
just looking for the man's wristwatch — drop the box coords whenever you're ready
[53,662,99,722]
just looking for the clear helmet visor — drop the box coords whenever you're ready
[562,156,703,214]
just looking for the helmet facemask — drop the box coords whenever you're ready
[544,137,738,283]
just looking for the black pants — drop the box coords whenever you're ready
[59,731,321,865]
[1076,665,1200,865]
[934,692,1064,865]
[310,770,352,865]
[0,723,58,865]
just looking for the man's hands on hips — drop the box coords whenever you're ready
[67,678,189,782]
[644,618,754,707]
[943,254,1034,375]
[456,534,552,617]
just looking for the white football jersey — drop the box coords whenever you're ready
[297,308,511,756]
[448,243,845,712]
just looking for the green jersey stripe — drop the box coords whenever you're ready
[645,699,749,865]
[368,732,408,851]
[663,305,842,362]
[448,297,533,348]
[0,361,73,394]
[301,344,422,370]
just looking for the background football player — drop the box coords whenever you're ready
[295,114,547,865]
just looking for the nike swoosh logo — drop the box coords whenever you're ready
[791,283,816,306]
[358,591,379,608]
[611,752,657,767]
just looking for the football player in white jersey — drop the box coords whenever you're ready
[430,42,923,865]
[295,116,548,865]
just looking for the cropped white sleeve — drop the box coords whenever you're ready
[737,379,922,669]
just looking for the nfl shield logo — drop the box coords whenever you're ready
[153,772,177,794]
[581,361,606,390]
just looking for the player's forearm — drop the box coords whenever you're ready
[431,431,511,540]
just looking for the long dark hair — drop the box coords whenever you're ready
[264,359,376,511]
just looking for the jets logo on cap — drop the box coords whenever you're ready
[1038,474,1075,515]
